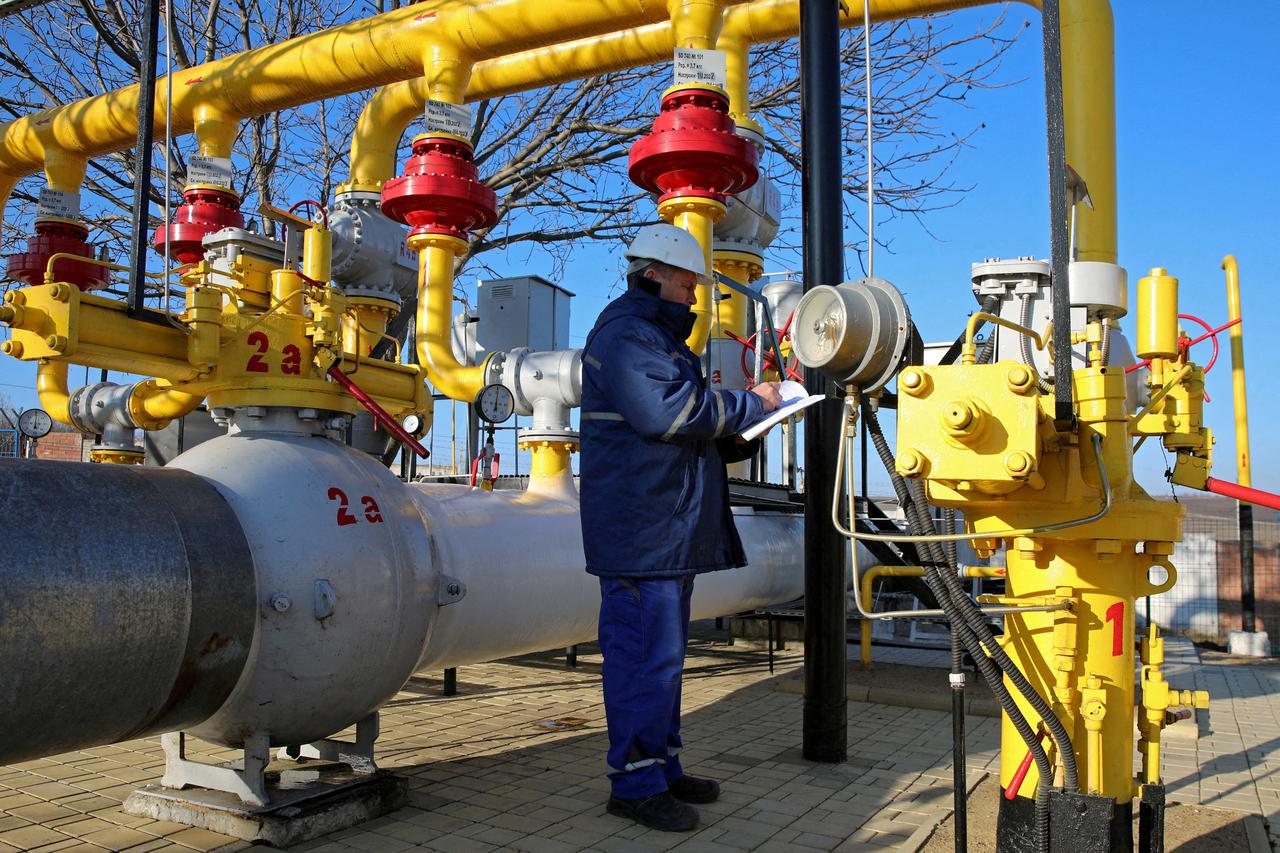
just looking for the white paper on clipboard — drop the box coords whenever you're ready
[739,380,824,442]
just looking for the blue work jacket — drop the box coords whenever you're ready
[580,288,766,578]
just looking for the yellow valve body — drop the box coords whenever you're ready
[1136,267,1179,360]
[897,360,1187,806]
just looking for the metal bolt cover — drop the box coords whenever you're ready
[897,449,927,478]
[899,368,929,396]
[270,593,292,612]
[1,340,22,357]
[1004,450,1033,477]
[1006,365,1034,394]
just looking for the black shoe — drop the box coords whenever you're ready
[606,791,699,832]
[668,774,720,804]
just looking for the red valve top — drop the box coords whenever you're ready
[380,136,498,241]
[628,86,759,203]
[7,220,108,290]
[153,187,244,264]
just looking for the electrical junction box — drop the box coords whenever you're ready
[475,275,574,357]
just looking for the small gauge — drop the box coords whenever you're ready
[17,408,53,439]
[401,413,424,436]
[475,383,515,425]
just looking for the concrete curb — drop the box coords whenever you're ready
[775,677,1001,717]
[1243,813,1271,853]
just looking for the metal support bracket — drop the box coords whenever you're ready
[279,711,380,773]
[161,731,271,807]
[438,575,466,606]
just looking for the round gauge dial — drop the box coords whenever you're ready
[17,408,53,439]
[401,413,424,436]
[475,384,515,425]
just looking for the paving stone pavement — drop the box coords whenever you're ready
[0,630,1275,852]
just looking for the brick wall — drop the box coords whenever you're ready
[34,431,90,462]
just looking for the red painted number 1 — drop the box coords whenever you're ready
[1105,601,1125,657]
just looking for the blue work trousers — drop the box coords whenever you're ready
[598,575,695,799]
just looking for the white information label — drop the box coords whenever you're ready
[673,48,727,89]
[424,100,472,137]
[36,188,80,221]
[187,154,234,188]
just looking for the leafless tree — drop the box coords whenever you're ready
[0,0,1021,295]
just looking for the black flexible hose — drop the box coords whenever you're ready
[861,402,1053,851]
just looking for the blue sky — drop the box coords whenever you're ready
[2,1,1277,500]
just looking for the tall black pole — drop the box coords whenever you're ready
[127,0,161,316]
[800,0,847,763]
[1241,503,1256,632]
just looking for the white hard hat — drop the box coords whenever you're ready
[624,224,710,281]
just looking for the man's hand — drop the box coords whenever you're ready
[750,381,784,413]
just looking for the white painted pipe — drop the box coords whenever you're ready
[411,482,804,671]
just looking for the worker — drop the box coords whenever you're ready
[580,223,783,832]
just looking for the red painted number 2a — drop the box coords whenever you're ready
[327,487,385,527]
[1105,601,1125,657]
[328,487,358,526]
[246,331,270,373]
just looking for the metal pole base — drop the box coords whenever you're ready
[1137,783,1165,853]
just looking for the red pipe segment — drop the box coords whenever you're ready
[1205,478,1280,512]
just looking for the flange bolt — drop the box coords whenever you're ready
[900,368,930,397]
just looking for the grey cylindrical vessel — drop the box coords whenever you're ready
[0,461,256,764]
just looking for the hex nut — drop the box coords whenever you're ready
[44,334,68,351]
[1007,365,1034,394]
[270,593,292,613]
[897,449,928,478]
[899,368,930,397]
[1,340,23,358]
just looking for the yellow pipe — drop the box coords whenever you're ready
[1061,0,1116,263]
[1222,255,1250,486]
[963,311,1044,364]
[0,0,691,180]
[858,564,1005,668]
[35,360,74,425]
[347,0,1042,192]
[711,251,756,339]
[660,196,726,355]
[718,31,761,135]
[128,380,203,431]
[411,234,488,402]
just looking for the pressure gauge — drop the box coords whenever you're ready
[17,408,52,439]
[401,413,424,436]
[475,383,515,425]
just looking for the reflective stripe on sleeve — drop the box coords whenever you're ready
[584,353,603,371]
[712,391,726,437]
[581,411,625,422]
[661,392,700,441]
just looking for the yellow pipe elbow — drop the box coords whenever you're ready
[345,80,428,194]
[41,149,87,195]
[193,104,236,160]
[129,380,204,431]
[35,360,74,426]
[668,0,725,49]
[0,173,16,245]
[412,235,488,402]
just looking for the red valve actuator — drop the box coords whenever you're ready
[628,86,759,203]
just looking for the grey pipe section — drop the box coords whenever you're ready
[0,461,257,765]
